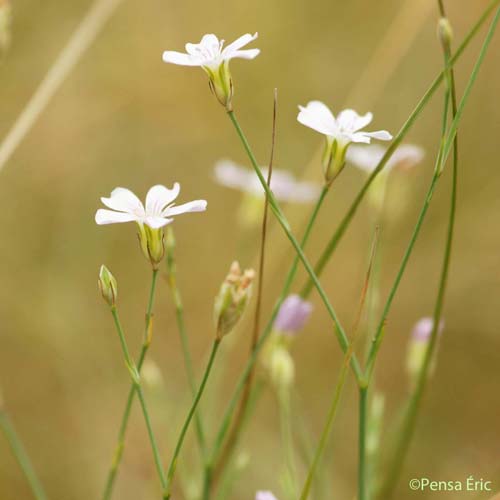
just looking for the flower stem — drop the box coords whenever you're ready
[165,227,207,457]
[208,91,277,493]
[376,4,500,499]
[164,339,221,500]
[109,306,167,494]
[299,0,500,300]
[358,386,369,500]
[204,184,330,498]
[227,110,364,383]
[278,390,298,498]
[364,4,500,382]
[300,229,380,500]
[0,410,47,500]
[102,269,159,500]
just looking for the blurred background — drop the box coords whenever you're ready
[0,0,499,499]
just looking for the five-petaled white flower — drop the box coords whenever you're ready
[214,159,320,203]
[162,33,260,110]
[347,144,425,174]
[297,100,392,184]
[95,184,207,268]
[95,184,207,228]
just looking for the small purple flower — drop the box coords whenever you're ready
[411,317,444,342]
[274,294,313,335]
[256,492,278,500]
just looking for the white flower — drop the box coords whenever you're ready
[297,101,392,184]
[95,184,207,229]
[297,101,392,146]
[162,33,260,110]
[214,159,320,203]
[347,144,425,174]
[162,33,260,69]
[256,492,278,500]
[95,184,207,268]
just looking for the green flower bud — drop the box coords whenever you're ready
[206,61,234,111]
[322,138,349,185]
[98,265,118,307]
[137,223,165,269]
[268,344,295,393]
[437,17,453,48]
[214,261,255,339]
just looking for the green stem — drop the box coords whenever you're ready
[365,5,500,381]
[164,339,221,500]
[377,3,482,498]
[358,386,369,500]
[110,307,167,494]
[204,186,330,497]
[0,411,47,500]
[165,228,207,456]
[299,353,350,500]
[102,269,159,500]
[279,390,298,499]
[227,110,363,383]
[299,0,500,299]
[208,184,330,496]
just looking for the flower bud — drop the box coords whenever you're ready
[141,359,163,389]
[322,138,349,185]
[0,0,11,56]
[214,261,255,339]
[406,317,444,384]
[98,265,118,307]
[137,223,165,269]
[206,61,234,111]
[437,17,453,48]
[268,344,295,393]
[274,294,313,336]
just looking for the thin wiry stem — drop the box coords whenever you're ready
[206,183,330,492]
[300,229,380,500]
[227,110,364,383]
[377,4,496,498]
[109,306,167,495]
[205,2,498,492]
[0,0,124,173]
[299,0,500,299]
[164,339,221,500]
[365,5,500,381]
[165,227,207,457]
[208,89,278,493]
[102,269,159,500]
[0,410,47,500]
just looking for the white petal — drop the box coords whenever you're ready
[144,215,173,229]
[214,160,253,191]
[347,144,386,173]
[337,109,373,132]
[198,34,220,49]
[256,492,278,500]
[390,144,425,169]
[222,32,258,56]
[145,184,180,216]
[162,51,201,66]
[348,132,372,144]
[101,187,144,214]
[95,209,138,225]
[227,48,260,60]
[297,101,338,136]
[363,130,393,141]
[164,200,207,217]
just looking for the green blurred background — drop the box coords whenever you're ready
[0,0,499,499]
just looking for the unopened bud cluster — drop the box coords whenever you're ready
[214,261,255,339]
